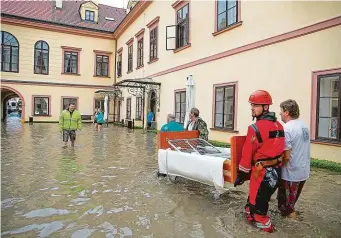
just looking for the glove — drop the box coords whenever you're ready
[234,170,250,187]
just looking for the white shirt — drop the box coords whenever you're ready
[282,119,311,182]
[187,121,195,131]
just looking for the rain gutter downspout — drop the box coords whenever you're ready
[113,39,118,125]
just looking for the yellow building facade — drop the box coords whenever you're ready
[113,1,341,162]
[1,0,341,162]
[1,0,124,122]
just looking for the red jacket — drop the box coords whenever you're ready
[239,113,285,173]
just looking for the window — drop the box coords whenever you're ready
[316,74,340,141]
[126,98,131,119]
[96,55,109,77]
[214,85,235,129]
[95,99,105,111]
[175,91,186,124]
[137,38,144,68]
[34,41,49,74]
[176,4,189,48]
[149,27,158,61]
[33,96,50,116]
[62,97,78,110]
[217,0,238,31]
[136,97,142,120]
[117,53,122,77]
[1,31,19,72]
[64,51,78,74]
[128,44,133,72]
[85,10,95,22]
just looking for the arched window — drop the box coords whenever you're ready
[1,31,19,72]
[34,40,49,74]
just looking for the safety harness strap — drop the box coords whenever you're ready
[251,124,263,143]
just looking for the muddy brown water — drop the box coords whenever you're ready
[1,119,341,237]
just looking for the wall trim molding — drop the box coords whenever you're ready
[1,79,114,89]
[148,16,341,78]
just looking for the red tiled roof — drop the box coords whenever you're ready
[1,0,127,32]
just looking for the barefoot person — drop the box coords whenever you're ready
[278,99,310,219]
[59,103,82,147]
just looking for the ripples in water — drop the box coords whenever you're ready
[1,122,341,237]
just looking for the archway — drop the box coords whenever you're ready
[1,85,25,122]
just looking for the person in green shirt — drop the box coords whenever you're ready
[59,103,82,148]
[160,113,184,132]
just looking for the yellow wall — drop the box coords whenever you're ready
[115,1,341,162]
[116,1,341,79]
[1,83,101,122]
[1,23,117,121]
[1,24,115,86]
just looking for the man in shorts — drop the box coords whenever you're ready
[59,103,82,148]
[278,99,310,219]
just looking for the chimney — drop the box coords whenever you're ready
[55,0,63,9]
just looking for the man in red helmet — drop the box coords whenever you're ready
[234,90,285,233]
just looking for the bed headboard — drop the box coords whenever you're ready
[157,131,200,150]
[229,135,247,183]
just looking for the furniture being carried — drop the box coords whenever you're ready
[157,131,246,195]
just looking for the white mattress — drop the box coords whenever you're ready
[158,147,231,191]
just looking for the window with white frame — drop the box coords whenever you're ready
[175,91,186,124]
[316,74,340,141]
[214,85,235,130]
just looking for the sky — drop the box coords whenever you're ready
[98,0,129,9]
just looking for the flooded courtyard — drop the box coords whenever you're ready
[1,120,341,237]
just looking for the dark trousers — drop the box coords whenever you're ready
[245,167,281,229]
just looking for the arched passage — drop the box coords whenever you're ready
[1,85,25,122]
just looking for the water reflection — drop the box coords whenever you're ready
[1,122,341,237]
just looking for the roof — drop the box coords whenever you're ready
[0,0,127,33]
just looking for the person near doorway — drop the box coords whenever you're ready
[233,90,285,233]
[93,108,98,129]
[185,107,209,141]
[277,99,310,219]
[147,109,154,129]
[160,113,184,132]
[59,103,82,148]
[96,108,104,131]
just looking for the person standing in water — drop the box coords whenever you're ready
[59,103,82,148]
[96,108,104,131]
[277,99,310,219]
[147,109,154,129]
[93,108,98,129]
[234,90,285,233]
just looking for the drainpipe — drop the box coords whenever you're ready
[112,38,118,125]
[114,39,117,85]
[142,87,145,129]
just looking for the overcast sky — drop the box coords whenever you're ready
[98,0,129,9]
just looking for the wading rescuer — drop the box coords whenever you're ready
[234,90,285,233]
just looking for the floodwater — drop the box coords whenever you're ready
[1,118,341,237]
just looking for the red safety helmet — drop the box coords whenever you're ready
[248,90,273,105]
